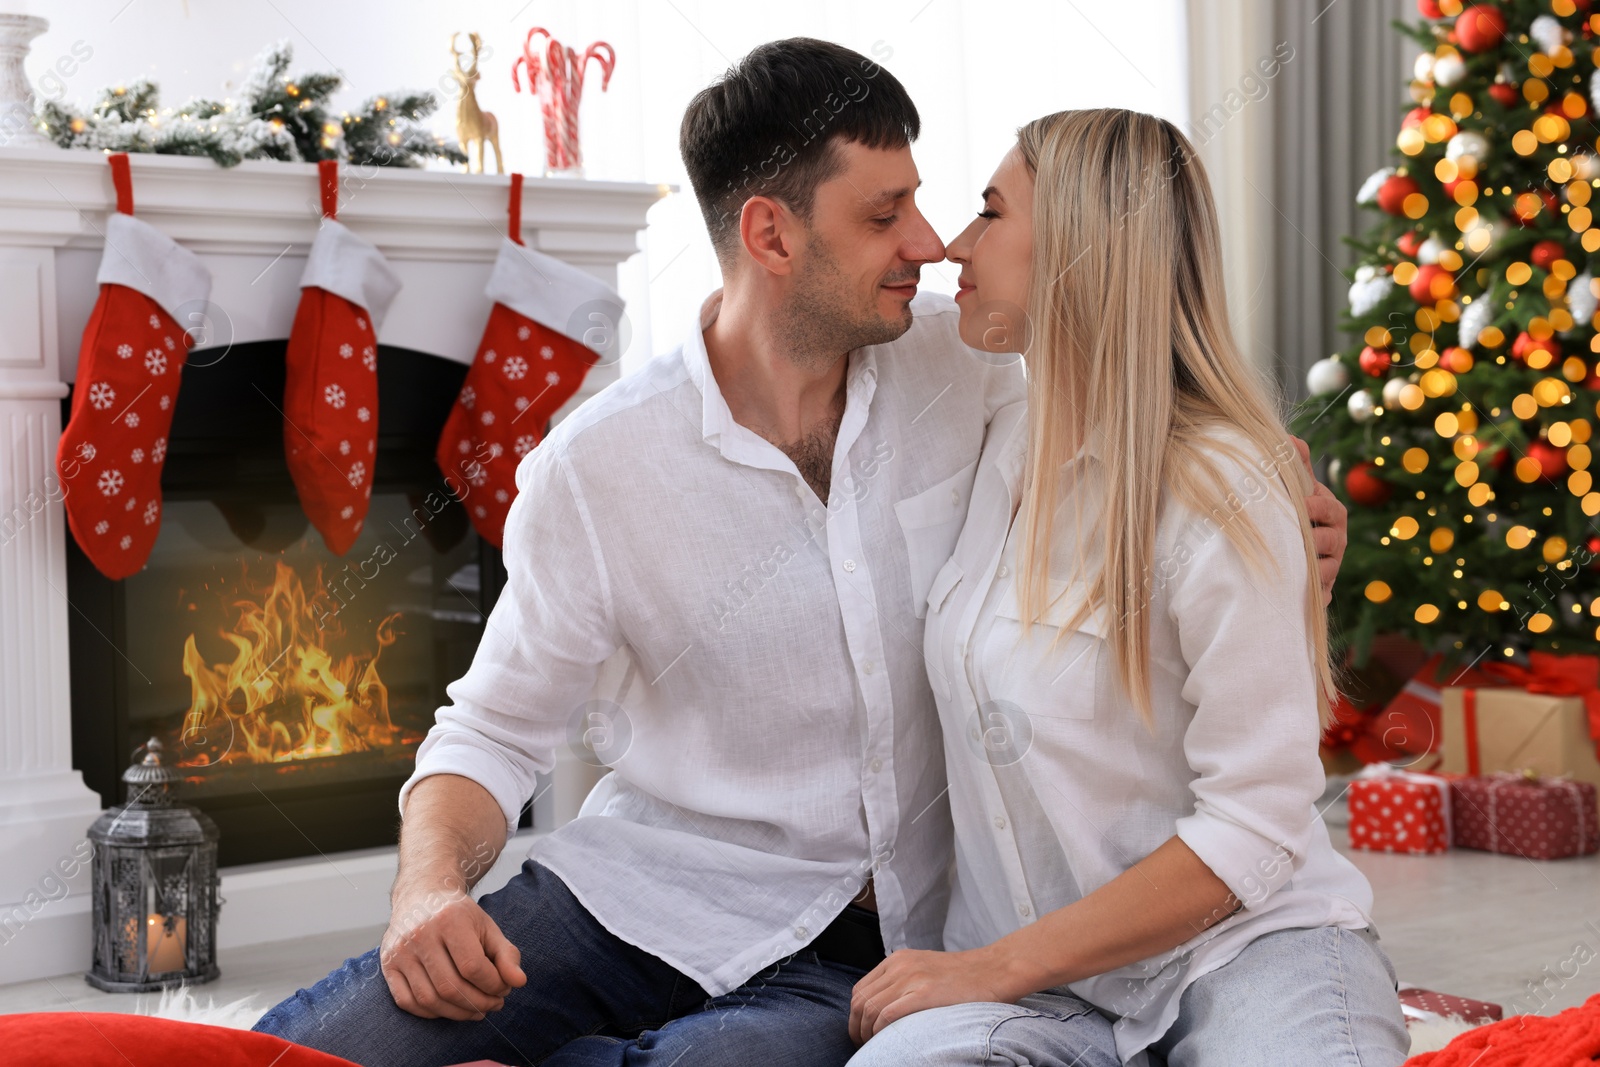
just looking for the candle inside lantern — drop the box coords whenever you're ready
[145,913,187,973]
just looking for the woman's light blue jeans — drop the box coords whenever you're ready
[846,924,1411,1067]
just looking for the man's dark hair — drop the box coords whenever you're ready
[679,37,919,263]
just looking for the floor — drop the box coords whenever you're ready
[0,792,1596,1023]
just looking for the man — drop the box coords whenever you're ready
[255,38,1348,1067]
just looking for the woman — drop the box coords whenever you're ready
[845,110,1410,1066]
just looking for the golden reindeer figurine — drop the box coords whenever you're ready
[451,32,502,174]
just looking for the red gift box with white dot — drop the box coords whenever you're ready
[1348,767,1452,855]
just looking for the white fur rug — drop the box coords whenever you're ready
[144,985,267,1030]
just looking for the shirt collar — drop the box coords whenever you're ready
[680,288,880,463]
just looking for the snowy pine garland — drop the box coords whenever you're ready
[35,40,467,169]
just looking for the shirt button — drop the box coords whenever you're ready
[993,815,1006,830]
[1018,903,1032,919]
[950,489,960,506]
[870,757,883,773]
[998,565,1009,578]
[863,660,874,675]
[843,560,856,573]
[794,925,809,940]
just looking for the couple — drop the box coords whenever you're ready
[256,37,1407,1067]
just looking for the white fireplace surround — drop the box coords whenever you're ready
[0,144,666,985]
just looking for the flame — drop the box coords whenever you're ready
[179,559,403,766]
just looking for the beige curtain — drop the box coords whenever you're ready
[1185,0,1411,400]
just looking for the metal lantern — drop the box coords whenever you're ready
[86,738,221,991]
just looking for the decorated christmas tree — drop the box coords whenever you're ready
[1293,0,1600,671]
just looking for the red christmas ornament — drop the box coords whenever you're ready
[1587,536,1600,569]
[1527,439,1570,479]
[1455,4,1508,52]
[1440,346,1474,372]
[1511,331,1560,363]
[1484,445,1509,470]
[282,161,402,555]
[1530,239,1568,271]
[1514,187,1560,225]
[435,173,622,548]
[1418,0,1444,16]
[1396,231,1424,257]
[1409,263,1456,303]
[1402,106,1432,129]
[1345,462,1393,507]
[56,153,211,580]
[1549,97,1589,120]
[1488,82,1520,107]
[1359,346,1393,376]
[1376,174,1420,216]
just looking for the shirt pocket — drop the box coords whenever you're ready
[992,578,1106,721]
[894,459,979,619]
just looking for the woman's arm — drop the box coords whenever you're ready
[848,836,1237,1042]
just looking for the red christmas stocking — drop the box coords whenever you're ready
[436,172,624,547]
[283,160,402,555]
[57,153,211,580]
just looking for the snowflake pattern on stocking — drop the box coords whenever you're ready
[325,383,347,408]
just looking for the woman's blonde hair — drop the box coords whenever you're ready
[1012,107,1337,730]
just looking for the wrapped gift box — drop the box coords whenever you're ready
[1439,686,1600,786]
[1348,766,1451,855]
[1449,774,1599,860]
[1397,984,1503,1027]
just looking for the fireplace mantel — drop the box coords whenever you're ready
[0,144,667,985]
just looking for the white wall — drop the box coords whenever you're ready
[24,0,1189,372]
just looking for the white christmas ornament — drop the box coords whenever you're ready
[1446,130,1488,162]
[1414,52,1437,82]
[1417,237,1443,265]
[1349,274,1392,317]
[1432,53,1466,87]
[1457,296,1492,349]
[1570,273,1597,327]
[1573,154,1600,181]
[1530,15,1565,57]
[1306,356,1350,396]
[1355,263,1380,283]
[1348,390,1377,423]
[1328,457,1343,487]
[1357,167,1396,205]
[1382,377,1408,408]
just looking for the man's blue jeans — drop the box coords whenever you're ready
[253,860,869,1067]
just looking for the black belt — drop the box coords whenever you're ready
[805,903,886,972]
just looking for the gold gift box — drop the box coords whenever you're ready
[1439,687,1600,786]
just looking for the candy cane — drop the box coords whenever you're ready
[512,28,616,174]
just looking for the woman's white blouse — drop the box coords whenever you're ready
[925,401,1375,1062]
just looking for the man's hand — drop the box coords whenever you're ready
[380,885,527,1020]
[1290,435,1348,607]
[848,947,1013,1045]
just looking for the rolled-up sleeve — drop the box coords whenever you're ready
[399,442,621,837]
[1164,442,1328,909]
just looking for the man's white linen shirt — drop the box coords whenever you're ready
[400,291,1025,996]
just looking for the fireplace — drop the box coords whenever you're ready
[0,142,661,984]
[66,341,521,867]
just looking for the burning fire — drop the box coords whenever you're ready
[179,559,404,766]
